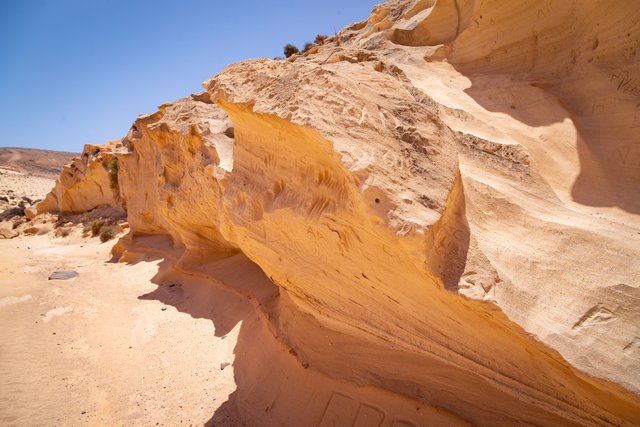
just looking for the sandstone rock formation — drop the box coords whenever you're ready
[38,141,124,214]
[38,0,640,425]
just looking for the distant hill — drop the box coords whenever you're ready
[0,147,77,179]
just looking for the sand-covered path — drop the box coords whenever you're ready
[0,235,240,426]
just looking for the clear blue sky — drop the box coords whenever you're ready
[0,0,379,152]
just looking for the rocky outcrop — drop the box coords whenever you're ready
[38,141,124,214]
[366,0,640,397]
[38,0,640,425]
[390,0,640,213]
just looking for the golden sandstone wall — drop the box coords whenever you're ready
[40,1,640,425]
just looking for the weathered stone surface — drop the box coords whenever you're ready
[37,1,640,425]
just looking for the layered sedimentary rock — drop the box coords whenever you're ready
[38,141,124,214]
[39,0,640,425]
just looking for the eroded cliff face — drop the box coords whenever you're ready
[39,0,640,425]
[38,141,124,215]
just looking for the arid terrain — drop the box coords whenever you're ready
[0,148,77,178]
[0,235,239,426]
[1,0,639,426]
[0,147,77,238]
[0,152,243,426]
[0,148,77,227]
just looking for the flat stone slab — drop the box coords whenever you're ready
[48,271,79,280]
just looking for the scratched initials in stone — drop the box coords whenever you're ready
[319,392,418,427]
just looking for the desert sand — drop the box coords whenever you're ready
[0,234,238,426]
[0,148,76,238]
[0,148,76,208]
[2,0,640,425]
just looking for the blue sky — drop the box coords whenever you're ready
[0,0,379,152]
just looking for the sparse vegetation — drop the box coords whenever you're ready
[86,219,116,242]
[314,34,328,45]
[283,44,299,58]
[281,35,328,59]
[99,227,115,243]
[89,220,104,237]
[107,157,119,190]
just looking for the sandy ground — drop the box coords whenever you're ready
[0,168,55,201]
[0,233,241,426]
[0,146,75,216]
[0,168,55,216]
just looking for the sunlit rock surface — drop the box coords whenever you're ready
[39,1,640,425]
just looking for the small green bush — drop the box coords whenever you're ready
[99,227,114,243]
[283,44,299,58]
[89,220,104,236]
[107,157,119,189]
